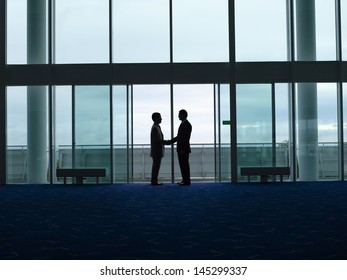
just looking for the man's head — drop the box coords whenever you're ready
[152,112,162,123]
[178,109,188,121]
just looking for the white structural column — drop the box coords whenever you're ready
[27,0,47,183]
[296,0,318,181]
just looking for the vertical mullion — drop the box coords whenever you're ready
[288,0,296,181]
[48,0,53,183]
[72,85,75,171]
[213,84,217,181]
[48,86,53,184]
[109,1,113,183]
[229,0,237,183]
[272,83,276,170]
[335,0,344,180]
[335,0,342,61]
[109,85,114,183]
[0,0,6,184]
[169,0,174,183]
[109,0,113,64]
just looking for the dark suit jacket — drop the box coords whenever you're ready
[173,119,192,153]
[150,123,165,158]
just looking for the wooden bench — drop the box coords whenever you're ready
[56,168,106,184]
[240,167,290,183]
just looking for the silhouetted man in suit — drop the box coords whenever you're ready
[150,112,170,185]
[171,109,192,185]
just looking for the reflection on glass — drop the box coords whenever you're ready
[75,86,111,183]
[54,0,109,63]
[113,0,170,63]
[173,0,229,62]
[235,0,287,61]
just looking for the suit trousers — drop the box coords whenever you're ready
[178,151,190,183]
[151,156,162,183]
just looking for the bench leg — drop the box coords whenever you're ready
[76,176,83,184]
[63,177,67,184]
[260,175,268,183]
[96,177,99,184]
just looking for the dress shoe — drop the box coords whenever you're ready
[151,182,163,186]
[178,181,190,186]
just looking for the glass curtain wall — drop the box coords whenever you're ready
[74,86,111,183]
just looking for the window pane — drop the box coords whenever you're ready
[295,0,336,61]
[315,0,336,60]
[54,0,109,63]
[6,0,26,64]
[75,86,111,183]
[53,86,72,183]
[216,84,231,181]
[317,84,338,179]
[173,0,229,62]
[113,85,131,182]
[236,84,273,181]
[113,0,170,63]
[7,87,27,183]
[235,0,288,62]
[7,0,48,64]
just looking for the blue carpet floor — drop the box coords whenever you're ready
[1,181,347,260]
